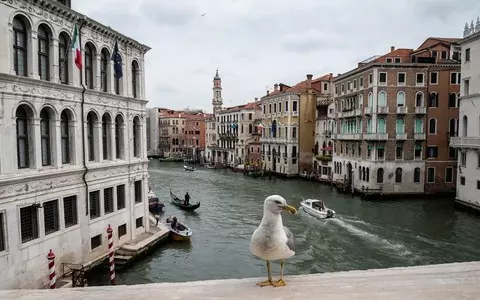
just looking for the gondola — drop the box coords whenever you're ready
[184,165,196,171]
[169,190,200,211]
[148,189,165,214]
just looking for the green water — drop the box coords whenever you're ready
[88,161,480,285]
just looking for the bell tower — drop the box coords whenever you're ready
[212,69,223,115]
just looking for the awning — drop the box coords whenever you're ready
[321,146,333,151]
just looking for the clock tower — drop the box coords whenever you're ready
[212,69,223,115]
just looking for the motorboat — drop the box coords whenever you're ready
[148,188,165,214]
[300,199,335,219]
[205,164,216,169]
[165,216,193,241]
[184,165,196,171]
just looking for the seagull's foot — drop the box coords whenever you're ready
[273,278,286,287]
[256,279,274,287]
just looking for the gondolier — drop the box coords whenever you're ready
[184,192,190,205]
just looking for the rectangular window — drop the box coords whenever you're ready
[135,180,142,203]
[427,167,435,183]
[285,101,288,111]
[448,147,457,160]
[394,57,401,63]
[136,217,143,228]
[104,187,114,214]
[368,74,373,85]
[441,51,447,59]
[396,145,403,160]
[415,144,422,159]
[0,212,5,252]
[89,190,100,219]
[323,83,328,91]
[91,234,102,250]
[43,200,60,235]
[416,73,424,86]
[460,176,465,185]
[427,146,438,158]
[464,79,470,96]
[478,180,480,190]
[377,148,385,159]
[386,57,393,63]
[460,152,466,165]
[397,73,406,85]
[359,77,364,87]
[450,72,461,85]
[430,72,438,84]
[63,195,78,228]
[118,224,127,238]
[292,127,297,139]
[445,167,453,183]
[20,206,39,243]
[465,48,470,62]
[347,82,351,90]
[353,80,357,89]
[341,84,345,93]
[379,72,387,85]
[292,101,298,112]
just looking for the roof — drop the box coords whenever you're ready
[218,101,261,114]
[372,49,414,64]
[262,73,334,98]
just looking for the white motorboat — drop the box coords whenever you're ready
[300,199,336,219]
[184,165,196,171]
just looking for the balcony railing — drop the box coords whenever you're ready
[377,106,388,114]
[396,133,407,140]
[415,107,427,114]
[337,133,362,140]
[364,107,373,115]
[414,133,426,140]
[450,137,480,149]
[363,133,389,140]
[396,106,408,114]
[355,108,362,116]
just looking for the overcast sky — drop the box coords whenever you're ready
[73,0,479,112]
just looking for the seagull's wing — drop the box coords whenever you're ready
[283,226,295,252]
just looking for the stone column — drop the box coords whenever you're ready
[68,45,75,86]
[140,58,146,99]
[33,118,42,170]
[96,119,103,163]
[8,22,14,75]
[30,30,40,79]
[95,53,101,91]
[109,60,115,94]
[69,119,78,165]
[53,119,62,167]
[51,37,59,83]
[109,121,115,160]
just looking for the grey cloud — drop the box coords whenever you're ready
[282,29,347,53]
[139,0,199,28]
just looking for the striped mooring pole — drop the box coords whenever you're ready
[107,224,116,285]
[46,249,56,289]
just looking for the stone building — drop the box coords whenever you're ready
[205,115,216,163]
[314,102,336,181]
[333,38,460,195]
[451,18,480,210]
[0,0,150,289]
[183,113,208,162]
[146,107,160,157]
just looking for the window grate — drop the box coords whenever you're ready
[136,217,143,228]
[117,185,126,209]
[20,206,39,243]
[104,187,114,214]
[64,196,78,228]
[89,191,100,219]
[0,213,5,251]
[118,224,127,238]
[44,200,59,235]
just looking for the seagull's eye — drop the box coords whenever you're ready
[274,200,281,204]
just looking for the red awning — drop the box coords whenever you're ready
[321,146,333,151]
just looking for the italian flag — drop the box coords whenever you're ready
[72,24,82,70]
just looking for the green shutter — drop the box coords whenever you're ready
[415,145,422,150]
[377,145,385,150]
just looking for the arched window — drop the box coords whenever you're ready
[13,16,28,76]
[38,25,51,81]
[462,115,468,137]
[397,92,405,107]
[58,32,69,84]
[367,118,372,133]
[358,166,362,180]
[368,92,373,107]
[85,43,94,89]
[378,91,387,107]
[449,118,457,137]
[414,167,421,183]
[16,105,32,168]
[448,93,457,108]
[87,111,97,161]
[249,123,253,134]
[366,168,370,182]
[428,93,438,107]
[132,61,139,98]
[133,116,141,157]
[377,168,384,183]
[40,108,52,166]
[60,110,71,164]
[395,168,403,183]
[415,118,423,133]
[362,166,366,181]
[429,118,437,134]
[102,113,111,160]
[358,94,364,108]
[416,92,424,107]
[378,118,386,133]
[100,49,109,92]
[396,118,404,133]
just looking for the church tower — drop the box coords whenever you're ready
[212,69,223,115]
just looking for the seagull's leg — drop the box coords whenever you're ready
[256,260,273,287]
[273,259,286,287]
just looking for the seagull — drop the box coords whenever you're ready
[201,13,206,16]
[250,195,297,287]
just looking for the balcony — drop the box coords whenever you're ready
[450,137,480,149]
[396,133,408,140]
[377,106,388,114]
[331,133,338,140]
[415,107,427,114]
[396,106,408,114]
[364,107,373,115]
[363,133,389,140]
[323,130,332,138]
[414,133,426,140]
[337,133,362,140]
[355,108,362,116]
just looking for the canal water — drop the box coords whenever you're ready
[89,160,480,285]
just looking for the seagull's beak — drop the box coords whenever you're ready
[283,204,297,214]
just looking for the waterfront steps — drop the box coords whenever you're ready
[1,261,480,299]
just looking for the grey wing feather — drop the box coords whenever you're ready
[283,226,295,251]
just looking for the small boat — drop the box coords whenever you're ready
[184,165,196,171]
[170,190,200,211]
[205,164,216,169]
[300,199,336,219]
[148,189,165,214]
[165,216,193,241]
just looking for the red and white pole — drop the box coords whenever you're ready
[46,249,56,289]
[107,225,116,285]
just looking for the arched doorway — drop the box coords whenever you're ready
[272,148,277,172]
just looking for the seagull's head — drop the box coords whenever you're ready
[264,195,297,215]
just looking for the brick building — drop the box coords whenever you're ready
[184,114,208,162]
[333,38,460,195]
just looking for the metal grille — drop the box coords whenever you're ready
[104,187,114,214]
[20,206,39,243]
[134,181,142,203]
[135,217,143,228]
[89,191,100,219]
[0,213,5,251]
[118,224,127,238]
[117,185,125,209]
[64,196,78,228]
[90,234,102,250]
[44,200,59,235]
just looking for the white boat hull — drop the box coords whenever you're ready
[300,201,335,219]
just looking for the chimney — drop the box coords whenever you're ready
[306,74,313,89]
[255,97,258,102]
[267,90,270,96]
[390,46,395,52]
[274,83,278,91]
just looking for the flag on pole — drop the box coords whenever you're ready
[71,23,82,69]
[111,41,123,79]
